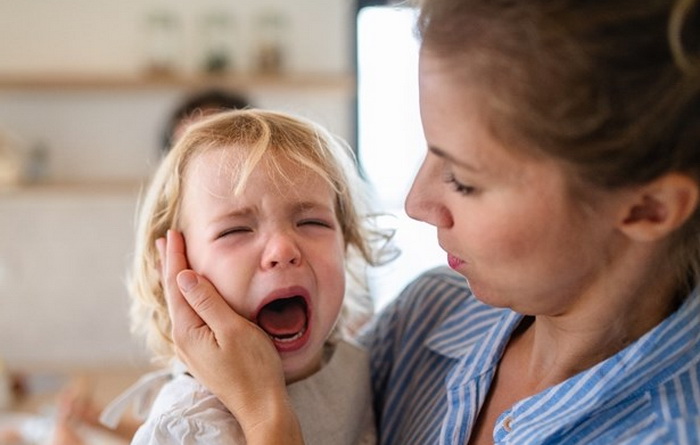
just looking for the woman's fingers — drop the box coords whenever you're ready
[157,230,302,443]
[160,229,244,347]
[159,230,204,336]
[175,269,243,345]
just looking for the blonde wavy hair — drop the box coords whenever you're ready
[130,109,392,363]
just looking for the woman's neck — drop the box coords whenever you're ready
[518,248,681,391]
[512,280,677,392]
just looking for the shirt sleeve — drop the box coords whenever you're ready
[131,406,246,445]
[130,374,246,445]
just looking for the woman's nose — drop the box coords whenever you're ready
[405,157,453,228]
[261,232,301,269]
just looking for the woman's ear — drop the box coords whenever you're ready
[618,173,699,241]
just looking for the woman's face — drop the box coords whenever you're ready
[406,49,623,316]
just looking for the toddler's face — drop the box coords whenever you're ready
[179,148,346,383]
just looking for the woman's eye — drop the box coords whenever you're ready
[444,173,477,196]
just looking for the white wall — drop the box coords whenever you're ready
[0,189,146,368]
[0,0,351,76]
[0,0,356,368]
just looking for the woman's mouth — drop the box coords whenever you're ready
[447,253,465,270]
[256,294,311,352]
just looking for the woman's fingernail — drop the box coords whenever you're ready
[177,271,198,291]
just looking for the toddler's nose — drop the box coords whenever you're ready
[261,232,301,269]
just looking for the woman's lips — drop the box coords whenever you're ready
[447,253,465,270]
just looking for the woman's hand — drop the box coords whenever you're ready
[159,230,304,444]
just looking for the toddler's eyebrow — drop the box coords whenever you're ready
[211,207,253,224]
[293,201,335,215]
[209,202,333,224]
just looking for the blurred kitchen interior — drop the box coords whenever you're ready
[0,0,355,370]
[0,0,445,415]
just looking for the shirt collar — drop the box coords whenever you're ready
[424,284,700,409]
[559,287,700,408]
[507,288,700,437]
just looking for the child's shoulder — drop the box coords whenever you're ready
[133,373,245,443]
[147,373,211,415]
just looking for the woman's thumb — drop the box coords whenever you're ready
[176,270,235,334]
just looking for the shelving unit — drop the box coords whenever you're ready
[0,72,355,93]
[0,70,356,195]
[0,179,144,197]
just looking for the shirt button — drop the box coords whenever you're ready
[503,416,513,432]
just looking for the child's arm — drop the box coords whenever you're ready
[159,231,304,445]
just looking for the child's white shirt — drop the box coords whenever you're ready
[101,339,375,445]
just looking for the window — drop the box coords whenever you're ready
[356,3,445,310]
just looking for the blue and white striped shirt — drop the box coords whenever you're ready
[359,266,700,444]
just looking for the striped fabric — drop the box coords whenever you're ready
[358,266,700,444]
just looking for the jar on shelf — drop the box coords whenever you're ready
[200,11,236,74]
[143,9,182,76]
[254,10,288,75]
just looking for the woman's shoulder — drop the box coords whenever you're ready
[646,357,700,439]
[387,266,487,319]
[412,265,469,286]
[360,266,504,347]
[399,266,470,302]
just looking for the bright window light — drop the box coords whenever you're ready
[357,6,446,310]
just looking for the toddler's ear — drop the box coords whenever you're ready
[618,173,699,242]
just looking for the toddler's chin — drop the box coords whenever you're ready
[282,352,324,384]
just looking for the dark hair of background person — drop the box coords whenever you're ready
[161,88,251,153]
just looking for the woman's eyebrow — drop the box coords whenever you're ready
[428,145,480,172]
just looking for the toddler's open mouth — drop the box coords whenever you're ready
[256,295,310,348]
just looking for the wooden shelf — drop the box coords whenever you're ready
[0,180,144,197]
[0,72,355,92]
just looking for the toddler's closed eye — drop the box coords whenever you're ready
[217,227,253,238]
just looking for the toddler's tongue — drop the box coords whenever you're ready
[257,297,307,338]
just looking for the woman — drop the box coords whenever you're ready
[161,0,700,443]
